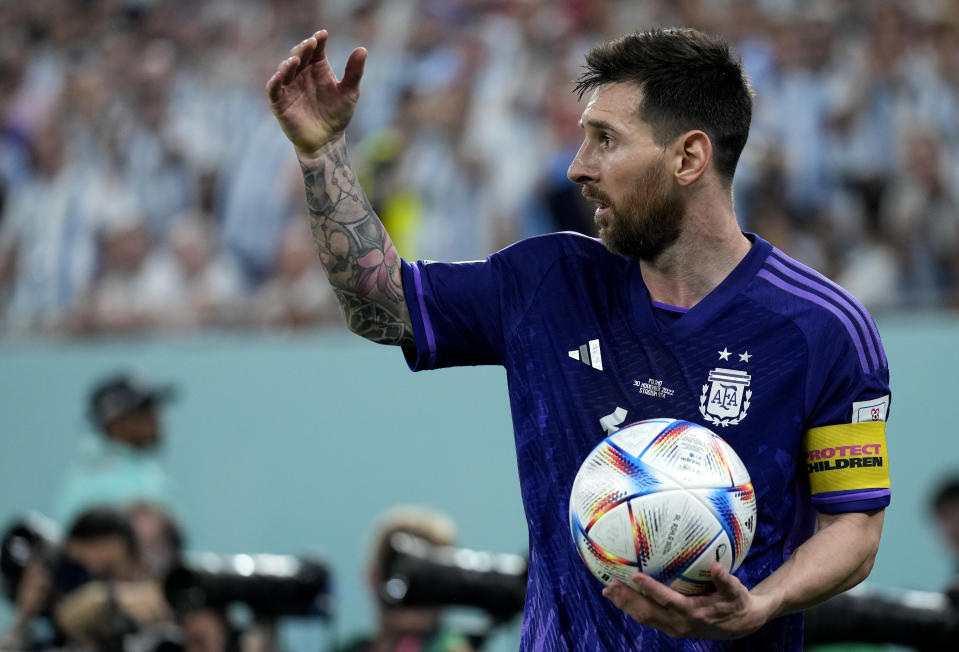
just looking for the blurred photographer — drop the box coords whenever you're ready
[931,475,959,570]
[803,477,959,649]
[54,373,177,526]
[126,502,184,583]
[164,549,328,652]
[55,507,174,648]
[1,506,177,651]
[0,527,53,650]
[335,506,473,652]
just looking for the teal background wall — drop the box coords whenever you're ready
[1,315,957,650]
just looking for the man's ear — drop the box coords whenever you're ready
[672,130,712,186]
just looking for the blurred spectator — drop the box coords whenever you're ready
[249,219,339,330]
[219,109,302,285]
[71,199,157,335]
[760,11,841,219]
[121,39,197,241]
[74,210,246,334]
[334,505,473,652]
[139,215,246,331]
[53,372,177,526]
[931,476,959,568]
[829,4,916,200]
[881,129,959,308]
[1,0,959,332]
[0,113,101,333]
[834,205,905,314]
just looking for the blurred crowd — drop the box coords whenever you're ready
[1,0,958,338]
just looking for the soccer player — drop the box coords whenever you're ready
[266,28,890,650]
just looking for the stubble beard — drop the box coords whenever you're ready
[586,163,686,262]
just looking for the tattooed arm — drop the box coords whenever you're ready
[267,30,413,346]
[299,137,412,345]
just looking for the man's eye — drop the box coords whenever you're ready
[601,134,613,148]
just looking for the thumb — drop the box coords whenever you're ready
[340,47,367,92]
[710,562,742,598]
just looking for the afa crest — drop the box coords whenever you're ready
[699,368,752,427]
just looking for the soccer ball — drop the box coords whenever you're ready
[569,418,757,595]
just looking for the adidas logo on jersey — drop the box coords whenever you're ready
[569,339,603,371]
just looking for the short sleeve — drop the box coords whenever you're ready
[802,314,891,515]
[399,234,593,371]
[401,257,511,371]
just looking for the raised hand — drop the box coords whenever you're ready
[266,30,367,158]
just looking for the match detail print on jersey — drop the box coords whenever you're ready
[802,422,889,494]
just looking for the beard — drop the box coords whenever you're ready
[583,162,686,262]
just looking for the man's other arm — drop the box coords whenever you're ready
[603,508,884,639]
[748,508,883,615]
[266,30,412,346]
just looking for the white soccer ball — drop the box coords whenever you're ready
[569,418,757,595]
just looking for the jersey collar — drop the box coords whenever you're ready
[627,233,773,337]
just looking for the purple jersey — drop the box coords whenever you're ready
[400,232,890,651]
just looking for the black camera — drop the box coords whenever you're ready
[379,532,528,620]
[164,553,332,619]
[0,512,60,603]
[805,582,959,649]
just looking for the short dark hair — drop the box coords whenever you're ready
[574,28,753,184]
[66,507,139,560]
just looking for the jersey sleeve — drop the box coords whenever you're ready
[400,233,592,371]
[400,247,530,370]
[802,315,891,515]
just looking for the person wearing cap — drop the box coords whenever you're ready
[52,373,177,526]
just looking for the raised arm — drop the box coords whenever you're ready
[266,30,412,346]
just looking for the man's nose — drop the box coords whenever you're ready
[567,141,597,184]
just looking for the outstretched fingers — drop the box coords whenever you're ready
[340,47,368,92]
[306,30,329,66]
[266,56,300,102]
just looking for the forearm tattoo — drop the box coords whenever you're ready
[300,139,414,346]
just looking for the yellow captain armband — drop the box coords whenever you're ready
[802,422,889,495]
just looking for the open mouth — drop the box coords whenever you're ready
[582,188,610,211]
[581,187,612,229]
[591,201,611,221]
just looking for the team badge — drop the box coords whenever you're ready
[699,367,752,427]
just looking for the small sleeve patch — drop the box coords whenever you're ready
[851,395,889,423]
[803,422,889,495]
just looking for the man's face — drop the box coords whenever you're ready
[567,82,686,261]
[182,608,229,652]
[63,536,138,582]
[105,406,161,449]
